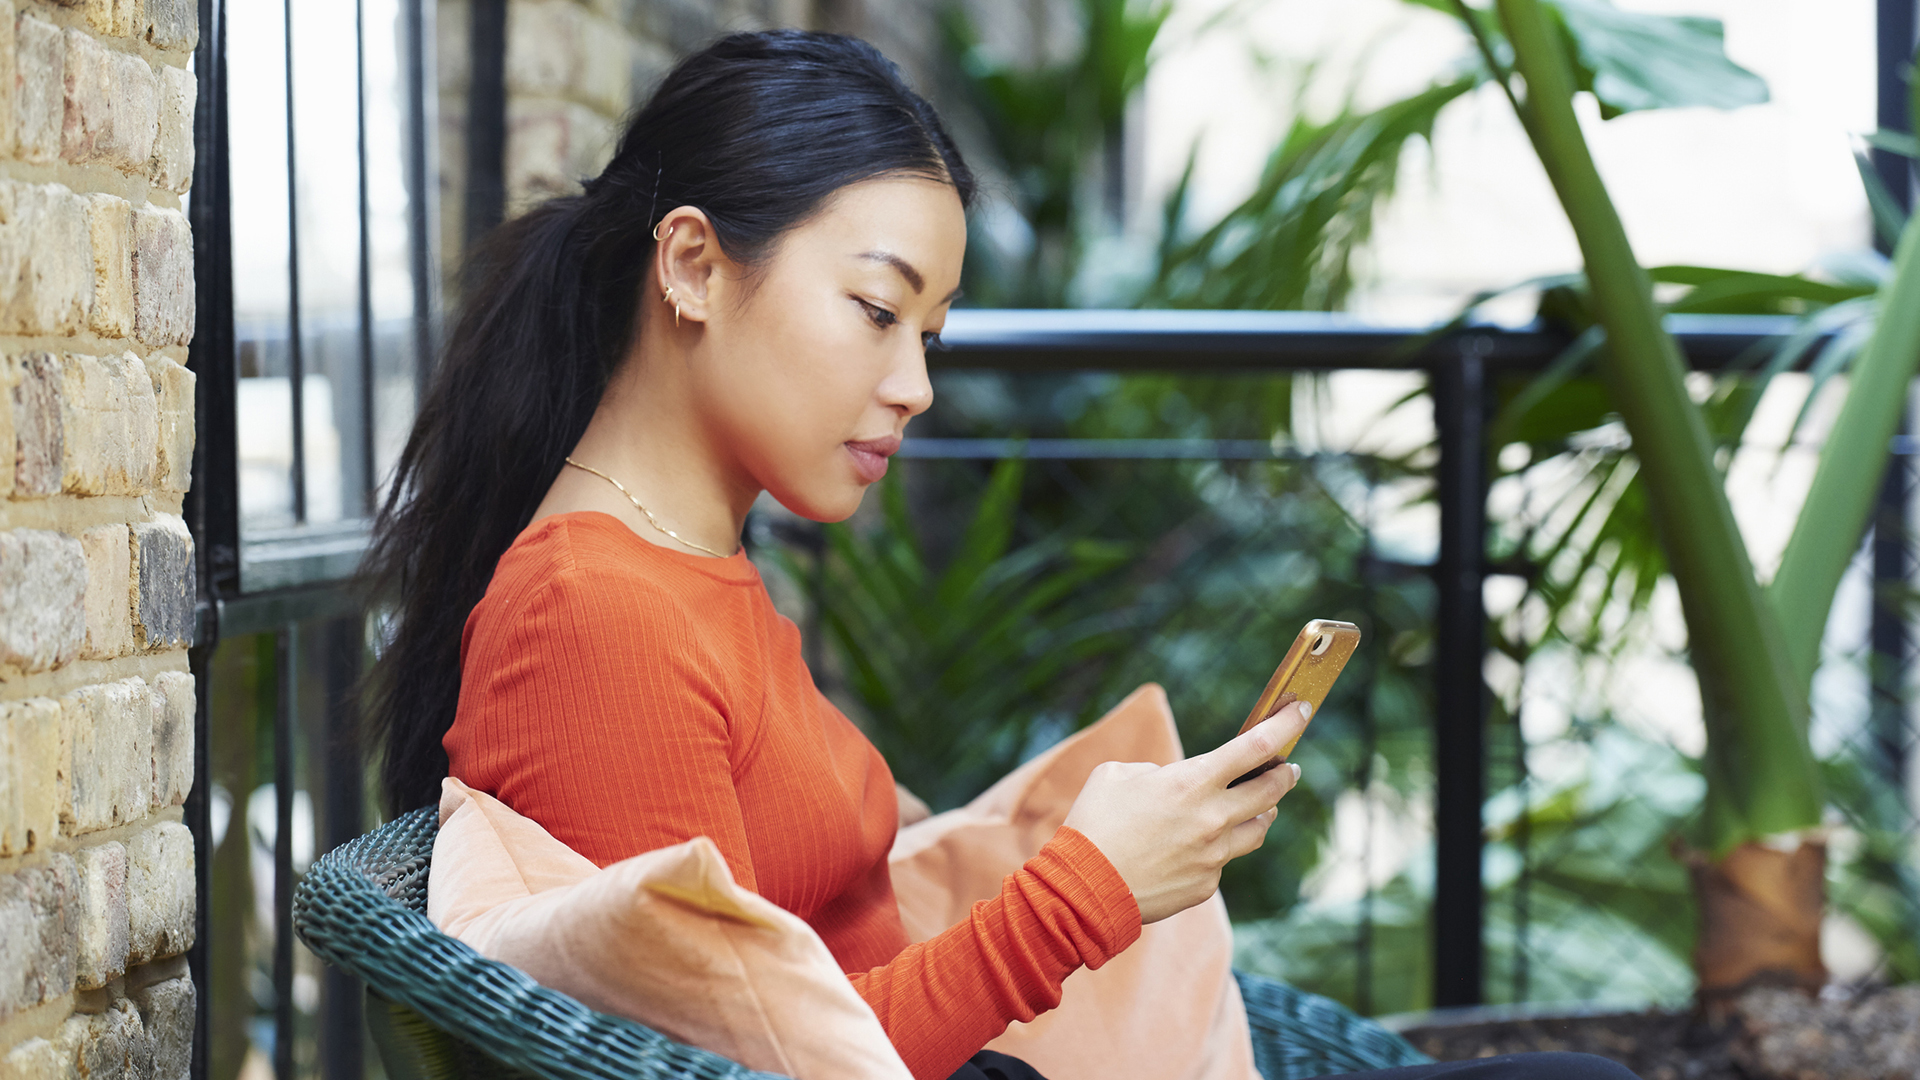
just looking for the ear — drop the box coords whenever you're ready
[652,206,730,329]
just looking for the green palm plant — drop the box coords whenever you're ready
[944,0,1477,311]
[785,458,1139,809]
[1142,77,1475,312]
[943,0,1171,307]
[1441,0,1920,999]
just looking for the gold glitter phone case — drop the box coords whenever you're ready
[1228,619,1361,785]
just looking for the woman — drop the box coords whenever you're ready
[364,30,1636,1080]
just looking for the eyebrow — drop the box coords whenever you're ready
[858,250,964,304]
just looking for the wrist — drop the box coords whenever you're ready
[1041,826,1143,951]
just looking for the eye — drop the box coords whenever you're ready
[854,297,897,329]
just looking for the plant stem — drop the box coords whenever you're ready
[1769,218,1920,692]
[1494,0,1820,849]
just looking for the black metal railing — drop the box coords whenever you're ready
[187,0,436,1077]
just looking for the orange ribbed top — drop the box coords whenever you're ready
[445,512,1142,1078]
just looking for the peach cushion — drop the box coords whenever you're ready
[428,777,911,1080]
[889,684,1260,1080]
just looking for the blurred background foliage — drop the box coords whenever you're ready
[759,0,1920,1015]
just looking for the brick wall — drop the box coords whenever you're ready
[0,0,198,1076]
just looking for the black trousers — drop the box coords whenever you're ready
[950,1050,1642,1080]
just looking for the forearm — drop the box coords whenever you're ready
[850,827,1141,1080]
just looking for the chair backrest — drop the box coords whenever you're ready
[292,806,785,1080]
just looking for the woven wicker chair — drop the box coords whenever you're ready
[293,807,1431,1080]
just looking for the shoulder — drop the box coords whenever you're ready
[472,512,708,642]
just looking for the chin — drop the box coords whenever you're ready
[769,482,868,524]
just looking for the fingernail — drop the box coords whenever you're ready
[1290,762,1302,782]
[1298,701,1313,719]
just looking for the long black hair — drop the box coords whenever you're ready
[361,31,975,814]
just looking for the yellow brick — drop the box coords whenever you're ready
[144,352,194,493]
[61,678,154,834]
[59,351,158,495]
[0,697,63,856]
[84,193,135,338]
[0,350,15,500]
[150,669,192,808]
[79,522,132,659]
[84,0,138,38]
[0,2,15,158]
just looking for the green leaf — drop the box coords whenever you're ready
[1491,326,1605,448]
[1770,215,1920,693]
[1864,129,1920,160]
[1855,150,1912,252]
[1651,264,1873,315]
[1547,0,1767,118]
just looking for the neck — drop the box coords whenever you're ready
[560,326,757,557]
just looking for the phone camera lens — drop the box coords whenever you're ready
[1311,633,1332,656]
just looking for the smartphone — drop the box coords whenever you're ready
[1227,619,1362,787]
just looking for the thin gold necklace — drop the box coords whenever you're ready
[563,457,734,558]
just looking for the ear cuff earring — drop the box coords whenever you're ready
[656,221,682,326]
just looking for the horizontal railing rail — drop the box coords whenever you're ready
[933,309,1815,372]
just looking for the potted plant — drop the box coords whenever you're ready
[1449,0,1920,1003]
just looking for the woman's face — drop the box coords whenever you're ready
[688,176,967,523]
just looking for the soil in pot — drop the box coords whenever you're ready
[1397,1009,1738,1080]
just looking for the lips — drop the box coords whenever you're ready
[844,434,901,484]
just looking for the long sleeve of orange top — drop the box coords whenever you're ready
[848,827,1142,1076]
[446,514,1143,1080]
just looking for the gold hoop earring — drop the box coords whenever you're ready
[663,285,683,328]
[675,304,682,327]
[652,221,672,242]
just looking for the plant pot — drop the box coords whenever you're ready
[1680,838,1826,1009]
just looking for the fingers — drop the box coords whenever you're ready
[1227,805,1280,859]
[1222,758,1299,823]
[1200,701,1313,785]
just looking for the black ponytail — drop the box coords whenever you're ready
[361,31,974,814]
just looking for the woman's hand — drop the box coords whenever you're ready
[1061,702,1310,924]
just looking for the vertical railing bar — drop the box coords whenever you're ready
[464,0,509,250]
[187,639,215,1080]
[1355,620,1377,1015]
[354,0,377,517]
[320,616,367,1080]
[1355,469,1380,1017]
[273,624,297,1080]
[185,0,233,1075]
[1431,336,1489,1008]
[1872,452,1911,788]
[1871,0,1916,867]
[1512,698,1531,1003]
[403,0,441,403]
[283,0,307,524]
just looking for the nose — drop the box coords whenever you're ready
[879,340,934,419]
